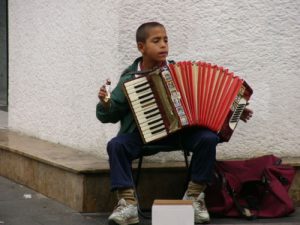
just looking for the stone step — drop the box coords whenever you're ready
[0,129,299,212]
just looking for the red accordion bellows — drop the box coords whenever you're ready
[166,61,253,140]
[123,61,253,143]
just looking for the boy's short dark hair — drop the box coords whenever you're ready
[136,22,165,43]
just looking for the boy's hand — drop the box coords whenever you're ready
[98,85,110,108]
[240,107,253,123]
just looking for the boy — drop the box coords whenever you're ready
[97,22,253,225]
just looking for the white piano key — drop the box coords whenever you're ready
[138,114,161,125]
[124,77,147,88]
[138,114,162,126]
[140,118,164,131]
[142,126,165,136]
[144,130,167,143]
[127,89,153,101]
[140,110,160,118]
[134,104,157,115]
[137,109,160,123]
[126,83,151,94]
[132,99,157,112]
[131,95,154,107]
[142,124,165,136]
[135,105,159,117]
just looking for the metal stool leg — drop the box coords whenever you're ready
[135,156,143,188]
[183,149,190,169]
[133,155,151,219]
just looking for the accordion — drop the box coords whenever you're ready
[123,61,253,143]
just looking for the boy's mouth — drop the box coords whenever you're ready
[158,51,168,57]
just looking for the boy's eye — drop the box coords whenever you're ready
[151,37,168,44]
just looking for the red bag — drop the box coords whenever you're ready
[205,155,296,219]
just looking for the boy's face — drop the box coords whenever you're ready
[138,26,169,64]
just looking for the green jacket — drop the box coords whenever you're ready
[96,57,142,135]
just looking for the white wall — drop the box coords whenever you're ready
[9,0,300,160]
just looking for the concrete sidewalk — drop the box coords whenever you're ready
[0,176,299,225]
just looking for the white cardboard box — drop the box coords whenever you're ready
[152,199,194,225]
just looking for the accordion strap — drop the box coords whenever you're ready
[125,67,158,76]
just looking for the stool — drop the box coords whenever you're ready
[133,145,190,219]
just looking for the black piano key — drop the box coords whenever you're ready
[138,92,153,100]
[151,127,166,135]
[136,86,151,93]
[134,81,149,89]
[145,112,160,120]
[148,118,162,126]
[144,108,159,115]
[149,122,164,130]
[140,96,154,104]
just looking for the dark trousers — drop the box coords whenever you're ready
[107,127,219,191]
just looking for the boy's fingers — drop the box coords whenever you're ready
[100,85,106,91]
[246,108,253,115]
[98,85,109,101]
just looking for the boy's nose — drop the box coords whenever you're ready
[160,41,167,48]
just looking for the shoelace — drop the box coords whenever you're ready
[194,197,207,212]
[113,200,135,218]
[113,200,127,212]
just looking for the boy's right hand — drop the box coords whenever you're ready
[98,85,110,108]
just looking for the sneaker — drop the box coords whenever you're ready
[183,192,210,224]
[108,198,139,225]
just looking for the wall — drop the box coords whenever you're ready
[9,0,300,159]
[0,0,8,105]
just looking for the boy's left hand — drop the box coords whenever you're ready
[240,108,253,123]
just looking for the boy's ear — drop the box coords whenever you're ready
[137,42,145,53]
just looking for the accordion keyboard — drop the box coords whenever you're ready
[124,77,168,143]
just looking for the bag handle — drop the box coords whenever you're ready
[215,164,256,219]
[227,184,256,220]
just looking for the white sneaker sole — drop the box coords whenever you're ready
[195,218,210,224]
[108,217,139,225]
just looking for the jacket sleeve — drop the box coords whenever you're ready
[96,76,130,123]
